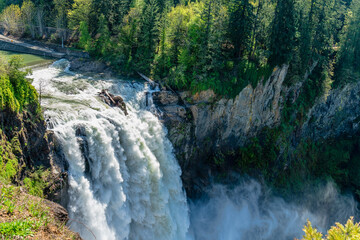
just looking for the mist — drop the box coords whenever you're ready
[188,179,359,240]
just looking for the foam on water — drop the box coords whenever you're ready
[31,60,189,240]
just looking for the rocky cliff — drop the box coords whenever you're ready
[302,81,360,140]
[154,65,290,194]
[154,65,360,196]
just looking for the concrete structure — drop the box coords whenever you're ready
[0,35,89,59]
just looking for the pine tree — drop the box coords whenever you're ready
[268,0,296,66]
[312,0,333,64]
[335,0,360,84]
[94,14,111,56]
[135,0,160,74]
[91,0,132,33]
[228,0,254,60]
[78,21,91,50]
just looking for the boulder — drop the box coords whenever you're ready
[99,89,128,116]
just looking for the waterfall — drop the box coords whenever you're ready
[30,60,358,240]
[30,60,190,240]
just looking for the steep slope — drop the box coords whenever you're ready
[154,65,360,197]
[0,57,77,238]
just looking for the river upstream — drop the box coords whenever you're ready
[29,59,358,240]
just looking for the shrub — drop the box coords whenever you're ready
[298,217,360,240]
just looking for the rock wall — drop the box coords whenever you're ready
[153,65,289,194]
[301,81,360,140]
[154,64,360,196]
[0,108,68,205]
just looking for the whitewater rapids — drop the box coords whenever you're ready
[30,59,358,240]
[30,60,189,240]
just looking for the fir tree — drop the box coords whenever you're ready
[228,0,254,60]
[268,0,296,66]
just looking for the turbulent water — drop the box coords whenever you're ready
[30,60,358,240]
[31,60,189,240]
[188,180,358,240]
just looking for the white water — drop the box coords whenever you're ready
[30,60,359,240]
[30,60,189,240]
[188,180,358,240]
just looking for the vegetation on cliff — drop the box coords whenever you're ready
[0,183,79,239]
[0,56,39,113]
[0,56,42,185]
[0,56,77,239]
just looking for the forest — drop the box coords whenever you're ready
[0,0,359,98]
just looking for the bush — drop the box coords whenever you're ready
[298,217,360,240]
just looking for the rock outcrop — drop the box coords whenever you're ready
[99,89,128,115]
[302,81,360,140]
[153,65,289,195]
[0,107,69,206]
[154,63,360,196]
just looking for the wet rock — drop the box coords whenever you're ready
[99,89,128,116]
[153,91,180,105]
[70,58,110,74]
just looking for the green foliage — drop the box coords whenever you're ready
[134,0,160,74]
[0,135,20,184]
[1,4,22,36]
[0,185,51,239]
[301,220,323,240]
[0,219,35,238]
[236,127,280,179]
[268,0,296,66]
[298,217,360,240]
[228,0,254,59]
[0,55,40,115]
[2,0,354,99]
[78,21,92,50]
[92,14,111,57]
[334,0,360,86]
[21,0,36,37]
[67,0,92,30]
[23,167,50,198]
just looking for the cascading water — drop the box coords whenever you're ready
[30,60,190,240]
[30,59,358,240]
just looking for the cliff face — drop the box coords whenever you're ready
[302,81,360,140]
[0,108,68,204]
[153,65,290,194]
[0,110,50,169]
[154,66,360,196]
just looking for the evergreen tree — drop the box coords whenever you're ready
[78,21,91,50]
[228,0,254,60]
[135,0,160,74]
[312,0,333,64]
[90,0,132,33]
[268,0,296,66]
[94,14,111,56]
[335,0,360,84]
[67,0,92,30]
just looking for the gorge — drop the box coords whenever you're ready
[29,59,360,240]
